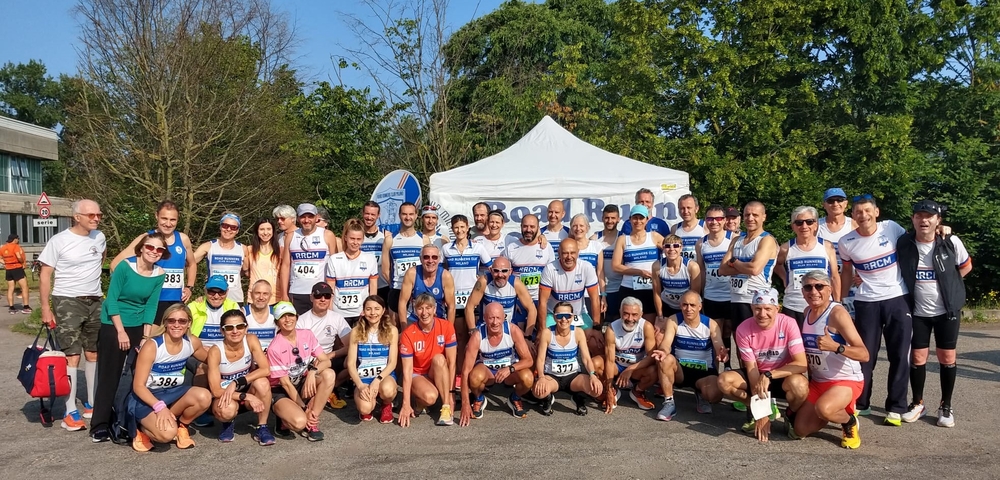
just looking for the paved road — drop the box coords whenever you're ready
[2,313,999,479]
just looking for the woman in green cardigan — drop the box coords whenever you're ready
[90,232,169,442]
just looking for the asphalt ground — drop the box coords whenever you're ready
[2,312,999,479]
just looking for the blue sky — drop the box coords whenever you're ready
[0,0,512,88]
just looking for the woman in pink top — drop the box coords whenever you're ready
[717,288,808,442]
[266,301,335,442]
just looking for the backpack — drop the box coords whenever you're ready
[109,348,138,445]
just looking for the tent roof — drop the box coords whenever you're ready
[429,116,689,197]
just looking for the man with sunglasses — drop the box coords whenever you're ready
[190,275,240,352]
[466,256,537,334]
[775,206,840,329]
[279,203,340,314]
[397,244,456,327]
[38,198,107,431]
[695,204,736,368]
[817,188,857,317]
[295,282,353,409]
[193,213,246,304]
[670,194,705,262]
[837,194,912,424]
[621,188,671,236]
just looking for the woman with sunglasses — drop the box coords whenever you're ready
[653,234,703,338]
[347,295,398,423]
[244,218,280,305]
[266,302,335,441]
[775,206,840,330]
[206,309,275,445]
[533,302,603,416]
[193,213,246,304]
[90,233,169,442]
[127,304,212,452]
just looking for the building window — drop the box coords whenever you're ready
[0,153,42,195]
[0,213,62,245]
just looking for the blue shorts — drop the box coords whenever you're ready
[359,371,397,386]
[512,299,539,325]
[544,312,594,329]
[126,385,190,437]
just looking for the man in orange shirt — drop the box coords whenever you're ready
[398,293,457,427]
[1,234,29,314]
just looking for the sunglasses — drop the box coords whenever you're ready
[142,244,167,254]
[220,223,239,232]
[292,347,303,365]
[165,317,190,325]
[852,194,873,202]
[222,323,248,332]
[793,219,817,226]
[825,197,846,203]
[802,284,828,292]
[77,213,103,221]
[663,243,682,249]
[207,289,227,296]
[313,293,332,299]
[422,255,439,260]
[705,216,725,222]
[490,268,510,274]
[554,313,573,321]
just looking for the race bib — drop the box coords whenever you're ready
[632,275,653,290]
[163,268,183,289]
[807,352,828,372]
[395,257,419,279]
[337,290,363,310]
[615,352,637,365]
[790,269,811,292]
[519,272,541,288]
[358,361,386,379]
[708,267,721,279]
[681,248,697,261]
[483,357,513,371]
[454,289,471,309]
[731,275,748,295]
[679,358,708,371]
[293,262,321,280]
[664,292,681,306]
[551,358,579,375]
[215,268,240,287]
[148,373,183,389]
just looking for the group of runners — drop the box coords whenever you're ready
[33,186,971,452]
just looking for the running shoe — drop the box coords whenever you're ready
[787,424,803,440]
[21,305,32,314]
[884,412,902,426]
[252,424,276,446]
[573,393,588,416]
[379,402,394,424]
[694,391,712,414]
[61,410,86,431]
[90,427,111,443]
[841,414,861,449]
[132,430,153,452]
[732,401,747,412]
[437,405,454,426]
[741,419,757,433]
[327,392,347,409]
[507,393,527,418]
[274,420,294,439]
[453,375,462,392]
[471,395,487,419]
[630,388,655,410]
[656,397,677,421]
[218,421,235,442]
[302,425,324,442]
[902,402,926,423]
[857,407,872,416]
[937,405,955,428]
[541,394,555,416]
[7,307,15,315]
[360,412,374,422]
[82,402,94,419]
[520,392,540,405]
[175,424,195,449]
[192,413,214,427]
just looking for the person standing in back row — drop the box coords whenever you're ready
[193,213,246,304]
[38,199,107,432]
[1,233,29,314]
[719,201,778,334]
[671,194,705,262]
[279,203,339,314]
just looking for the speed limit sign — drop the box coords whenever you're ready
[39,207,51,219]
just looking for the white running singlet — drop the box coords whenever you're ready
[782,238,832,313]
[597,231,623,294]
[730,232,776,304]
[818,217,857,316]
[611,318,647,368]
[543,325,580,376]
[217,336,253,388]
[443,241,492,310]
[673,220,706,262]
[242,305,276,351]
[476,321,517,371]
[802,302,863,382]
[700,232,734,302]
[913,236,970,317]
[388,232,425,289]
[672,313,715,372]
[362,229,388,289]
[657,257,691,310]
[207,240,245,303]
[326,251,379,317]
[540,260,599,316]
[146,335,194,390]
[621,233,659,291]
[289,227,330,295]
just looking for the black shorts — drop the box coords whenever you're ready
[5,268,24,282]
[731,302,753,330]
[605,291,622,321]
[290,294,313,316]
[344,316,361,328]
[618,287,655,315]
[912,314,959,350]
[703,299,731,322]
[376,286,390,303]
[387,288,402,313]
[677,366,717,390]
[551,372,581,392]
[271,379,306,404]
[781,307,806,331]
[736,368,787,399]
[662,305,680,319]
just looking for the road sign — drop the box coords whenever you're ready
[38,207,50,219]
[33,219,57,227]
[36,192,51,207]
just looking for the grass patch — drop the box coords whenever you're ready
[10,308,42,335]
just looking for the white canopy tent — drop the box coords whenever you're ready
[429,116,691,235]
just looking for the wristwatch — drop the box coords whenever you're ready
[238,392,247,402]
[508,365,516,374]
[763,371,773,380]
[836,344,846,355]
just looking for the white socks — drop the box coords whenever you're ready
[84,360,97,405]
[65,367,78,413]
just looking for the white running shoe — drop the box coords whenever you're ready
[901,402,925,423]
[937,405,955,428]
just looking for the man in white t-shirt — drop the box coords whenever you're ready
[537,239,602,355]
[38,199,107,432]
[295,282,352,409]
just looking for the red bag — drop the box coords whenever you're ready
[18,326,70,426]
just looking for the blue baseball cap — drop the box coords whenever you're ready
[205,274,229,291]
[629,205,650,218]
[823,188,847,201]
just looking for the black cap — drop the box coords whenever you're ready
[6,234,17,243]
[913,199,944,216]
[724,207,740,218]
[311,282,333,295]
